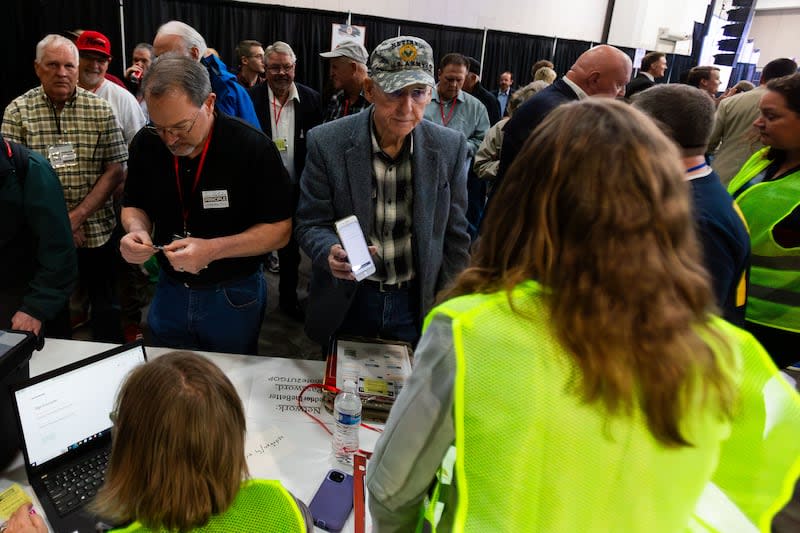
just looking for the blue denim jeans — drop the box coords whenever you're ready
[337,281,420,346]
[147,269,266,355]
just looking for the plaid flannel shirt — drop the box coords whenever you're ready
[2,86,128,247]
[368,118,415,285]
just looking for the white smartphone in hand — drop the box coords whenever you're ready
[335,215,376,281]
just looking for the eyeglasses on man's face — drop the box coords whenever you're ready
[266,63,295,74]
[146,106,203,137]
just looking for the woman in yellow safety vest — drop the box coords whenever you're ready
[367,99,800,533]
[728,73,800,369]
[4,351,312,533]
[93,351,311,532]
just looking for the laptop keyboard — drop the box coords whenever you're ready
[41,449,110,516]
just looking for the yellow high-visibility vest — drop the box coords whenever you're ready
[420,281,800,532]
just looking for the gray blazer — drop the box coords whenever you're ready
[295,110,471,344]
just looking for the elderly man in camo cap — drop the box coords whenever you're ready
[296,36,470,347]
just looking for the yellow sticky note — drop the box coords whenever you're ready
[0,483,32,520]
[362,378,389,396]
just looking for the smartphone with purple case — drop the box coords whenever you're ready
[309,469,354,532]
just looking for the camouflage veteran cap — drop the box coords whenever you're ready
[369,36,435,93]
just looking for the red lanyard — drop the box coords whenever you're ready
[439,98,457,126]
[173,129,213,233]
[343,98,350,117]
[272,95,284,126]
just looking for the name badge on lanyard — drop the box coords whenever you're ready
[202,189,229,209]
[274,137,288,152]
[47,141,78,168]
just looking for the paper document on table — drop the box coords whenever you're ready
[0,483,31,520]
[247,359,326,423]
[336,339,412,399]
[245,426,289,477]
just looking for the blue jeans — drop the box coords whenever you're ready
[337,281,420,346]
[148,269,266,355]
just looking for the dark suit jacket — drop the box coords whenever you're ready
[625,73,655,100]
[295,111,471,344]
[494,78,579,193]
[248,82,323,182]
[491,88,514,117]
[470,82,502,126]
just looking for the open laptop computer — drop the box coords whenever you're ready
[10,341,147,533]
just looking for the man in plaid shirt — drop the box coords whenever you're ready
[2,34,127,342]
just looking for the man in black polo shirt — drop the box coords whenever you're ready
[119,55,291,354]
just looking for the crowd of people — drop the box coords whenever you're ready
[2,17,800,532]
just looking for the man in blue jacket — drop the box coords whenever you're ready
[153,20,259,128]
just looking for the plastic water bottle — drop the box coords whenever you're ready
[332,380,361,464]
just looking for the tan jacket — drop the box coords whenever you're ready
[709,86,766,185]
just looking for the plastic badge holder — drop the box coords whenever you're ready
[0,330,36,469]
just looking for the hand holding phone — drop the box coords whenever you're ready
[309,469,354,532]
[334,216,376,281]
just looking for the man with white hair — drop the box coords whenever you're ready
[2,34,128,343]
[152,20,259,127]
[249,41,323,321]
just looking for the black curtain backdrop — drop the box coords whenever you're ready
[399,22,483,64]
[482,31,555,89]
[123,0,485,102]
[666,53,697,83]
[729,62,758,87]
[2,0,122,113]
[616,46,636,63]
[551,38,592,78]
[2,0,698,116]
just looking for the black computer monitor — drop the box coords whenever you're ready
[0,330,36,469]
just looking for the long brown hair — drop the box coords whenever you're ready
[91,351,248,531]
[448,99,736,446]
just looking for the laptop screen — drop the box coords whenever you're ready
[14,345,146,467]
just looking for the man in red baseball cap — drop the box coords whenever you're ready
[75,30,145,144]
[73,29,126,89]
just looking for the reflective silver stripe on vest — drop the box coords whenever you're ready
[749,283,800,307]
[751,254,800,270]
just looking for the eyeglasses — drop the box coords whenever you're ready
[267,63,295,74]
[381,86,431,103]
[146,107,202,137]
